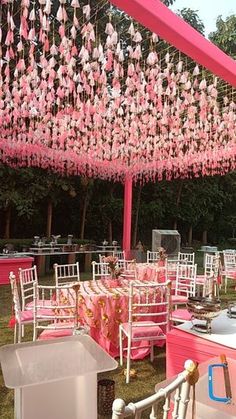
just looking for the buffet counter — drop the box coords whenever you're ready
[0,247,118,279]
[0,256,34,285]
[166,310,236,378]
[30,249,111,276]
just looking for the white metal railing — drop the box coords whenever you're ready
[112,360,198,419]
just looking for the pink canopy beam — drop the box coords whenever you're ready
[122,177,133,255]
[110,0,236,252]
[110,0,236,87]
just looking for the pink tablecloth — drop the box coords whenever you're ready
[61,278,166,359]
[135,263,166,282]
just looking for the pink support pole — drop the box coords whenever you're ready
[109,0,236,87]
[122,177,133,254]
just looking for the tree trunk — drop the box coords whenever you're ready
[80,178,94,240]
[202,230,207,245]
[173,220,177,230]
[4,206,11,239]
[108,219,112,243]
[173,181,183,231]
[46,200,53,237]
[80,190,89,240]
[132,185,142,248]
[188,225,193,246]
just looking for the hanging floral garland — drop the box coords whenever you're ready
[0,0,235,182]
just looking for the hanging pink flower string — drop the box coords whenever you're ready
[0,1,235,182]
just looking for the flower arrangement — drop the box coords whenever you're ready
[158,247,167,261]
[102,255,121,279]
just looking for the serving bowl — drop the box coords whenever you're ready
[186,296,221,333]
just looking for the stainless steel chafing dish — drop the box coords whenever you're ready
[187,296,221,333]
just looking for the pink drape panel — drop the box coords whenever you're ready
[109,0,236,87]
[122,177,133,253]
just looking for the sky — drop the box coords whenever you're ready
[170,0,235,37]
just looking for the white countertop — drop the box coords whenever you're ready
[176,309,236,349]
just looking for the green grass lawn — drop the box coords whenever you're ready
[0,273,236,419]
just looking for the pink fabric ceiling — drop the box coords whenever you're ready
[0,0,235,182]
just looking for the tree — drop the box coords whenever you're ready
[209,15,236,58]
[87,181,123,243]
[215,173,236,242]
[0,166,39,238]
[177,178,226,246]
[178,8,205,35]
[80,177,94,240]
[37,173,76,238]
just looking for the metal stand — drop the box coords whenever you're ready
[191,319,212,334]
[227,302,236,318]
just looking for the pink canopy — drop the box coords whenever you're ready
[0,0,235,251]
[0,1,235,181]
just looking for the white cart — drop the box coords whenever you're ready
[0,335,118,419]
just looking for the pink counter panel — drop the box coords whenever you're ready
[166,328,236,378]
[0,257,34,285]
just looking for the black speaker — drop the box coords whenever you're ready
[152,230,180,256]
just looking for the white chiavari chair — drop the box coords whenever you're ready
[173,264,197,303]
[118,259,137,280]
[222,250,236,292]
[54,262,80,286]
[171,264,197,323]
[91,261,110,280]
[10,272,35,343]
[178,251,195,265]
[33,283,77,341]
[113,250,125,260]
[166,256,178,282]
[112,360,198,419]
[119,281,171,383]
[10,272,54,343]
[196,253,220,297]
[19,265,55,338]
[19,265,38,311]
[147,250,160,264]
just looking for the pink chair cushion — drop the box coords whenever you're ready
[38,323,75,340]
[196,275,205,284]
[20,310,34,322]
[21,308,54,322]
[171,309,192,321]
[171,295,187,304]
[122,321,165,339]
